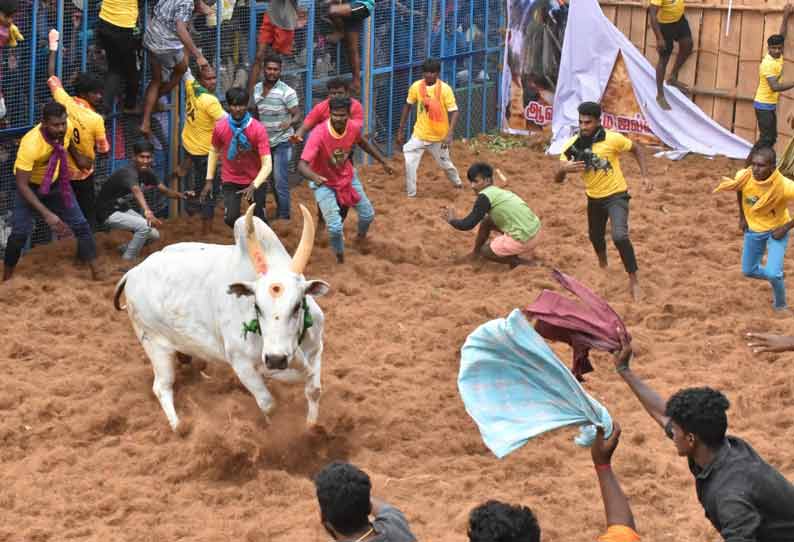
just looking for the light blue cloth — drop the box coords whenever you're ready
[458,309,613,459]
[227,113,253,161]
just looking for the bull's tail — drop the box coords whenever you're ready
[113,274,129,311]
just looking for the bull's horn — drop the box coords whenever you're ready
[244,205,268,275]
[289,204,315,274]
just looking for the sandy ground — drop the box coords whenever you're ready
[2,138,794,542]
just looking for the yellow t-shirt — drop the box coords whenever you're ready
[407,79,458,142]
[650,0,685,24]
[559,130,633,199]
[597,525,641,542]
[49,77,109,179]
[182,81,226,156]
[99,0,139,29]
[754,54,784,105]
[14,122,74,185]
[738,170,794,232]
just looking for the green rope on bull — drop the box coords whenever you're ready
[241,299,314,344]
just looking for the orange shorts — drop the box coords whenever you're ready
[257,13,295,55]
[490,230,540,257]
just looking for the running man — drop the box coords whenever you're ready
[555,101,651,300]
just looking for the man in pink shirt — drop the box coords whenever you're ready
[203,87,272,227]
[291,78,364,144]
[297,96,393,263]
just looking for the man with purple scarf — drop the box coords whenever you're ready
[2,102,100,281]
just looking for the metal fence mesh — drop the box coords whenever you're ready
[0,0,503,258]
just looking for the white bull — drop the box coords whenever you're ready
[113,204,329,431]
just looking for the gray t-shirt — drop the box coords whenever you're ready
[369,505,416,542]
[143,0,195,52]
[268,0,299,30]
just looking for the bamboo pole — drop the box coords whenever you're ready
[599,1,787,12]
[688,86,754,101]
[169,87,180,219]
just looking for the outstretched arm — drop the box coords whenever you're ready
[395,103,413,146]
[297,159,328,185]
[175,20,208,67]
[612,337,670,430]
[781,3,793,39]
[591,424,636,531]
[357,137,395,175]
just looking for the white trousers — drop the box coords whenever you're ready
[402,135,462,197]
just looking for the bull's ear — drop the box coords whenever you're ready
[227,282,256,297]
[305,280,330,297]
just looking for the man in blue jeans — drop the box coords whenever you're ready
[252,55,301,220]
[715,145,794,310]
[297,97,393,263]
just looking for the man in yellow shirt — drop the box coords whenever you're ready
[555,102,651,300]
[648,0,692,110]
[47,30,109,230]
[714,146,794,310]
[396,58,462,197]
[95,0,140,113]
[3,102,99,282]
[753,5,794,148]
[467,422,641,542]
[180,65,225,234]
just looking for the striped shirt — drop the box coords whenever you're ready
[253,79,300,146]
[143,0,195,52]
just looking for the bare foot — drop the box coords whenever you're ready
[629,277,641,301]
[656,94,671,111]
[666,78,689,92]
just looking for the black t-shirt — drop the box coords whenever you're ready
[96,166,159,224]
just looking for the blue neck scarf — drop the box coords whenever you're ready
[227,113,252,160]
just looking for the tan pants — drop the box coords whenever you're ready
[402,135,462,197]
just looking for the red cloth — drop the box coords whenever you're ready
[211,117,271,186]
[300,119,363,207]
[524,270,629,380]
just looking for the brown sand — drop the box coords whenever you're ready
[2,139,794,542]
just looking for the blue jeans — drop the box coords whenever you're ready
[311,173,374,255]
[742,230,789,309]
[271,142,293,219]
[4,184,97,268]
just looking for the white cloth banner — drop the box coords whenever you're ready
[548,0,752,160]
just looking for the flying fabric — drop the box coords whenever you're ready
[458,308,613,459]
[525,269,628,380]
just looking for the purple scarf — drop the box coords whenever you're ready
[38,126,74,208]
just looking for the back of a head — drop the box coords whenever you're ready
[422,58,441,74]
[467,162,494,183]
[329,96,352,113]
[665,387,730,448]
[314,461,372,536]
[74,72,104,97]
[578,101,602,119]
[468,501,541,542]
[768,34,785,47]
[0,0,18,15]
[133,140,155,156]
[42,101,67,121]
[226,86,249,106]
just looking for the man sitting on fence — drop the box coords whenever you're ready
[96,140,193,269]
[252,55,301,221]
[47,29,109,232]
[291,78,364,144]
[204,87,272,228]
[297,96,393,263]
[323,0,373,96]
[3,102,99,282]
[396,58,463,198]
[754,4,794,149]
[180,64,225,235]
[247,0,302,101]
[140,0,212,138]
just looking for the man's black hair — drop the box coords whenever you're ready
[768,34,785,47]
[422,58,442,74]
[751,144,776,165]
[468,501,541,542]
[0,0,19,15]
[262,54,282,67]
[329,96,352,113]
[327,77,349,91]
[314,461,371,536]
[467,162,494,182]
[42,101,66,121]
[578,101,602,119]
[133,140,155,155]
[74,72,104,97]
[665,387,730,448]
[226,87,249,106]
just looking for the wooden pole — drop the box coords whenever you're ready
[362,15,374,145]
[598,1,788,12]
[169,87,180,219]
[687,86,754,101]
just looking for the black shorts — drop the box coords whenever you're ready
[659,16,691,56]
[344,0,371,31]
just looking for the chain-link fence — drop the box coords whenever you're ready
[0,0,504,258]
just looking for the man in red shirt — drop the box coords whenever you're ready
[291,78,364,144]
[202,87,272,227]
[297,96,393,263]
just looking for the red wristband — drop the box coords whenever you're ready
[595,463,612,472]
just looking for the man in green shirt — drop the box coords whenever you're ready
[442,162,541,268]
